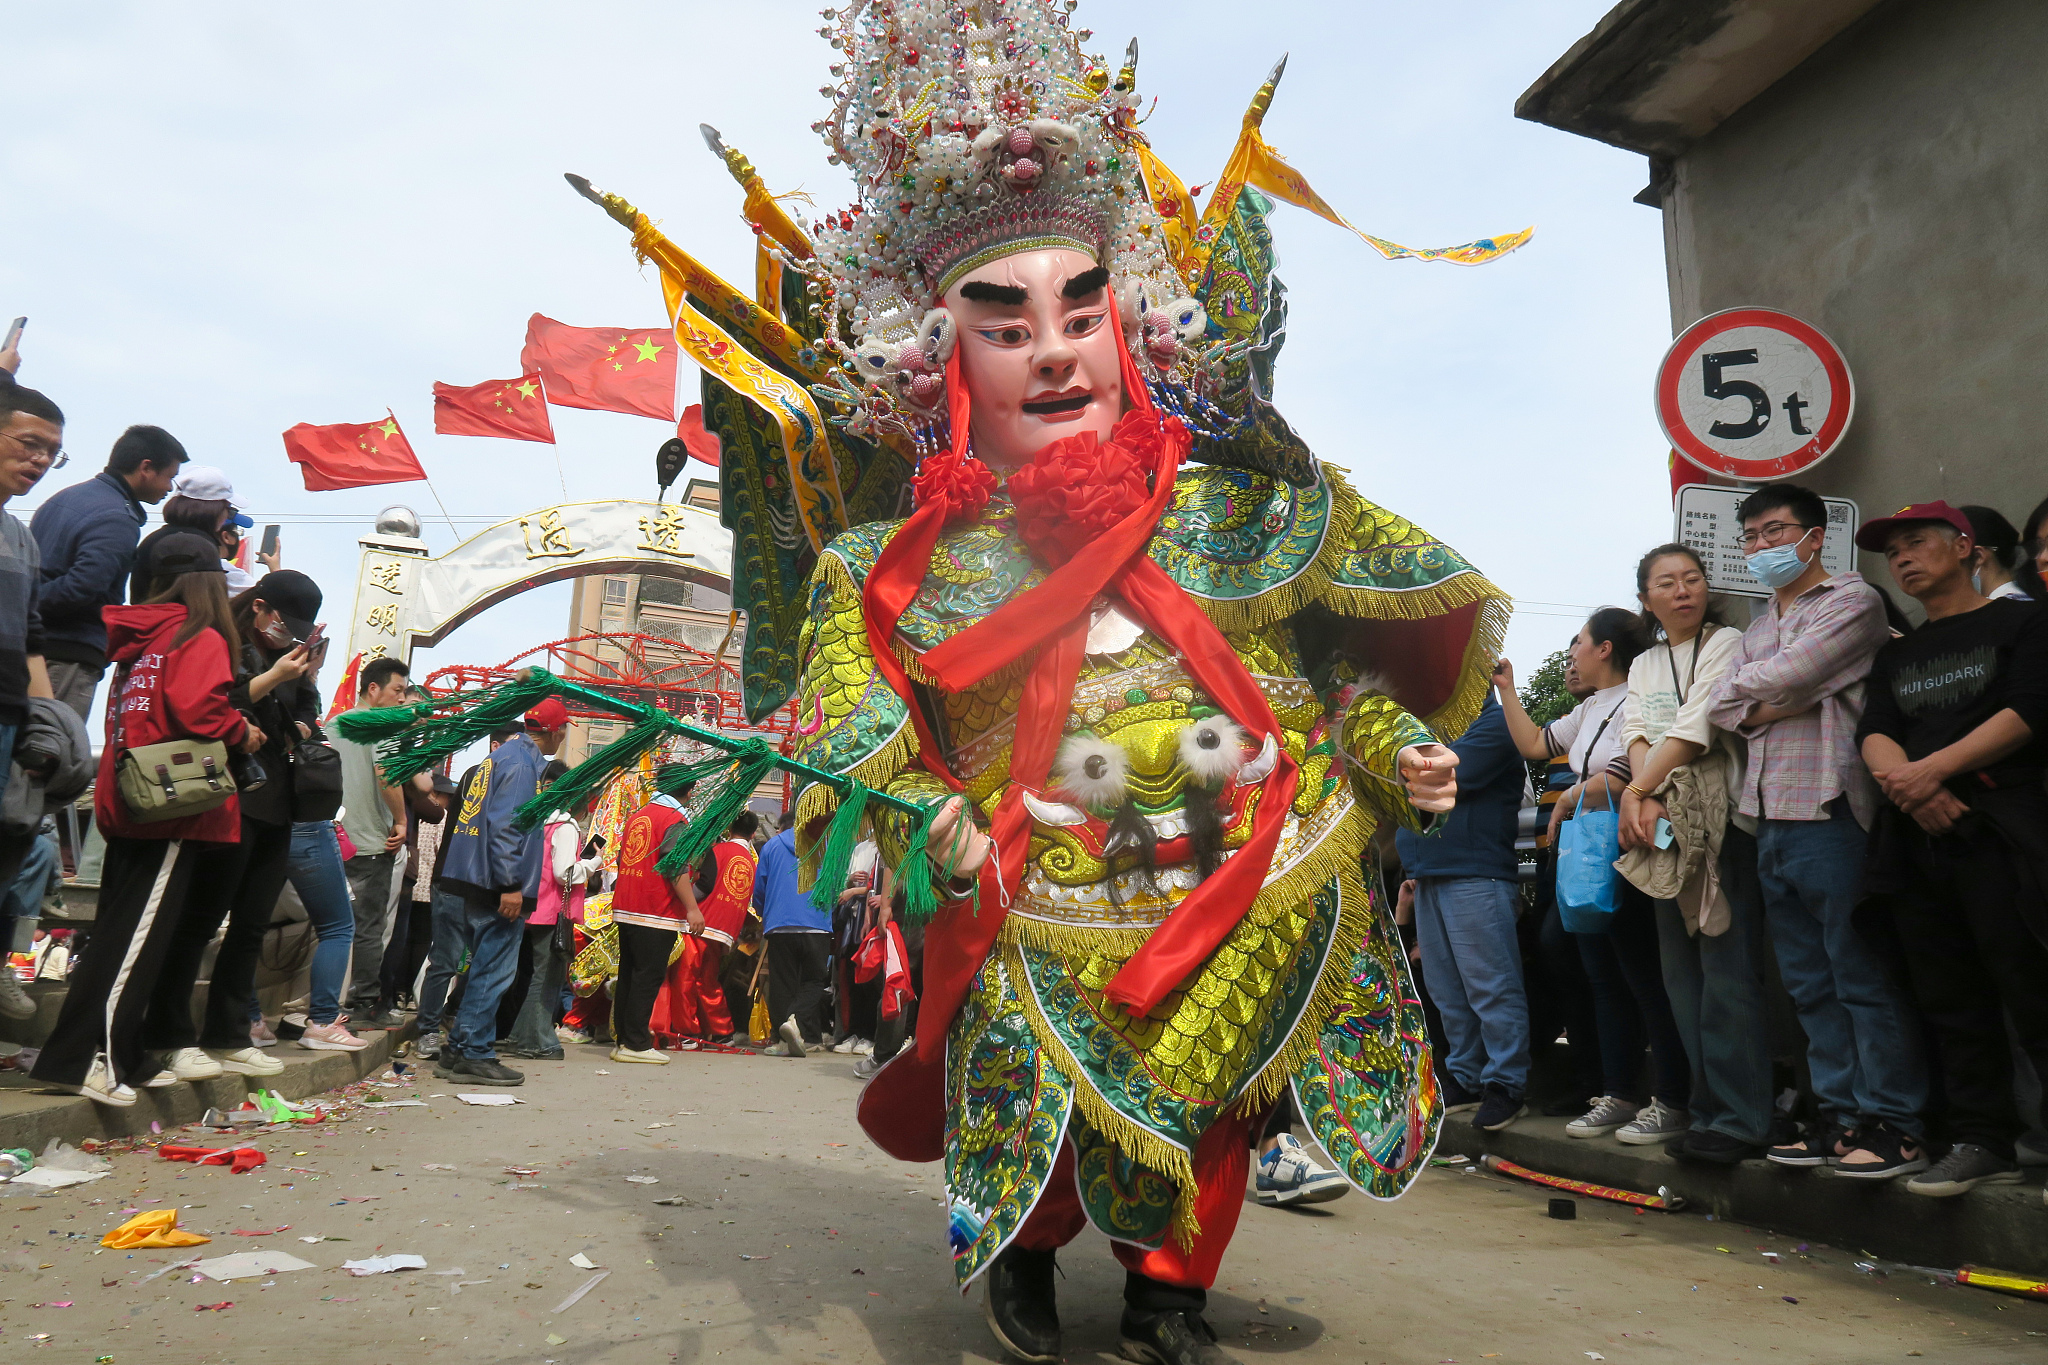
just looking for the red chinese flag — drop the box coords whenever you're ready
[432,372,555,444]
[677,403,721,468]
[519,313,676,421]
[281,411,427,491]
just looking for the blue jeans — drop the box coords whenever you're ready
[286,821,357,1026]
[1413,876,1531,1095]
[1654,824,1775,1145]
[417,887,473,1035]
[445,890,526,1061]
[1743,799,1927,1135]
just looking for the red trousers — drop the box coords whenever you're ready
[651,935,733,1044]
[1012,1107,1257,1289]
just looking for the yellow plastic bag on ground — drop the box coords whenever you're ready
[102,1209,210,1248]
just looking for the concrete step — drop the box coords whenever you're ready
[1440,1110,2048,1277]
[0,1021,413,1154]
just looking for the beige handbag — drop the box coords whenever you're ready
[116,737,235,823]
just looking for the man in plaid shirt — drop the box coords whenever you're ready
[1706,483,1930,1180]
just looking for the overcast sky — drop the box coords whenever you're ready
[5,0,1669,719]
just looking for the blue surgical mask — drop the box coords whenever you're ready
[1745,530,1814,589]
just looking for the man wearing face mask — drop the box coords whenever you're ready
[1704,483,1929,1180]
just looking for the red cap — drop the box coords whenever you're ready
[1854,500,1974,552]
[523,697,570,732]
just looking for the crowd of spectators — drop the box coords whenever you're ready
[1414,480,2048,1199]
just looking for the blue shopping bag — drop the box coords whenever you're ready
[1555,786,1621,933]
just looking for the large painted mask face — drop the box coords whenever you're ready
[943,246,1124,469]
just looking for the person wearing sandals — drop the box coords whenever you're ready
[1705,485,1930,1180]
[1616,544,1774,1166]
[1496,610,1692,1147]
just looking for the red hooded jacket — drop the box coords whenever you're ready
[94,604,249,844]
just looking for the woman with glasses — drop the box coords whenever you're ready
[1615,543,1776,1167]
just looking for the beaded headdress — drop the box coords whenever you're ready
[797,0,1203,444]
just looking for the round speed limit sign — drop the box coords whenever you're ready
[1656,307,1855,480]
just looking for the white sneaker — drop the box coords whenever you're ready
[141,1068,182,1089]
[831,1035,861,1054]
[0,970,34,1020]
[1566,1095,1639,1139]
[298,1021,370,1052]
[1614,1097,1688,1145]
[167,1046,225,1080]
[207,1045,285,1077]
[1255,1133,1351,1206]
[248,1019,279,1048]
[778,1018,809,1058]
[610,1046,671,1065]
[74,1056,137,1107]
[852,1038,874,1056]
[555,1025,592,1045]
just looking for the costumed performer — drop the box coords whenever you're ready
[766,5,1516,1362]
[545,1,1527,1357]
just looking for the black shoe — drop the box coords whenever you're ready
[1118,1307,1241,1365]
[983,1246,1060,1364]
[1670,1128,1760,1165]
[1767,1119,1852,1168]
[432,1056,463,1080]
[450,1055,525,1087]
[1474,1083,1527,1132]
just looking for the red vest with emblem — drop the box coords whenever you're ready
[609,799,687,930]
[695,839,758,946]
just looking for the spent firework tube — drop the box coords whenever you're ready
[1477,1154,1685,1210]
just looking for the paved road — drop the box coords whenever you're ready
[4,1043,2043,1364]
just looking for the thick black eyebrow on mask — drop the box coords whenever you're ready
[1062,265,1110,299]
[959,281,1028,305]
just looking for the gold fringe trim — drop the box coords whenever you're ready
[993,806,1367,962]
[817,546,861,601]
[1232,864,1374,1118]
[997,810,1371,1248]
[1181,474,1358,638]
[1004,939,1203,1247]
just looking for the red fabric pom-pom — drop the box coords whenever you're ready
[909,449,998,528]
[1008,411,1183,566]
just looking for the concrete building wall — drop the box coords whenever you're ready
[1661,0,2048,568]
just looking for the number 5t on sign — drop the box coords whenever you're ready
[1656,307,1855,481]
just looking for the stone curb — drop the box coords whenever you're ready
[0,1023,413,1155]
[1440,1112,2048,1275]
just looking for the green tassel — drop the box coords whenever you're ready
[512,716,669,831]
[896,802,941,925]
[654,739,780,878]
[806,781,870,911]
[335,670,563,784]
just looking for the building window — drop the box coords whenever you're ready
[602,578,630,605]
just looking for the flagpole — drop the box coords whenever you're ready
[422,480,461,539]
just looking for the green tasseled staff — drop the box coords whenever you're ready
[333,668,944,916]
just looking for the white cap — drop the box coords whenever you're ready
[171,465,252,527]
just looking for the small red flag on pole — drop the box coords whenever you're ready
[519,314,677,421]
[432,373,555,444]
[282,411,427,491]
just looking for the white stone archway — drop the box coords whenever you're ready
[343,499,731,668]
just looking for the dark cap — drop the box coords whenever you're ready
[145,531,227,579]
[430,769,458,796]
[1855,500,1974,552]
[251,569,323,641]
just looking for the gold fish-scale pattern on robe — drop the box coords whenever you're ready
[796,577,878,727]
[1048,884,1320,1105]
[1340,693,1440,836]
